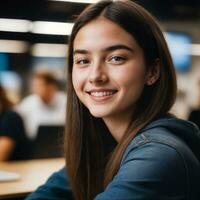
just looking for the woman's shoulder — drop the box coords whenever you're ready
[121,130,185,169]
[121,115,200,168]
[120,116,200,183]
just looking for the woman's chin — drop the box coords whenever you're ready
[89,109,110,118]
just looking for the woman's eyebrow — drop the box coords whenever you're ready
[103,44,134,53]
[73,49,88,55]
[73,44,134,55]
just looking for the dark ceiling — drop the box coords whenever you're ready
[1,0,200,20]
[0,0,200,44]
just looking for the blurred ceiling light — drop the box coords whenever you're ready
[31,43,68,57]
[31,21,74,35]
[191,44,200,56]
[0,18,31,33]
[48,0,99,3]
[0,40,28,53]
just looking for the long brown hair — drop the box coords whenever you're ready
[65,1,177,200]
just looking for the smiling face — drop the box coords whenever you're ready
[72,17,147,123]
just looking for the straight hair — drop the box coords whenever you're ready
[65,1,177,200]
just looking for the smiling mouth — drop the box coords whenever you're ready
[90,91,117,97]
[86,90,118,100]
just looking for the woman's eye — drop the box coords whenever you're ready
[75,59,90,65]
[109,56,126,64]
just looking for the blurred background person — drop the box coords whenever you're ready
[188,79,200,129]
[15,70,67,141]
[0,84,30,161]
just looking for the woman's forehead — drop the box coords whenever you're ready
[73,17,139,51]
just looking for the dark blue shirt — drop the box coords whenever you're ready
[0,110,31,160]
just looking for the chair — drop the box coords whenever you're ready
[31,125,64,159]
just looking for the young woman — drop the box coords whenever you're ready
[26,1,200,199]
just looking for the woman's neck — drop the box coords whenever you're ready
[103,114,132,142]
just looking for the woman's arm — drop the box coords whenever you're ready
[26,168,73,200]
[0,136,15,161]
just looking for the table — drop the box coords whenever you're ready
[0,158,65,199]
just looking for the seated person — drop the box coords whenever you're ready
[15,70,66,140]
[0,85,31,161]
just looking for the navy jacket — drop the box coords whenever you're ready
[26,116,200,199]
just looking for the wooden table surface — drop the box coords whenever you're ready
[0,158,65,199]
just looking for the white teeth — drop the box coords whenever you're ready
[90,91,115,97]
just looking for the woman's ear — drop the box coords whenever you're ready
[146,59,160,86]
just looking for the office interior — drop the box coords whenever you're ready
[0,0,200,199]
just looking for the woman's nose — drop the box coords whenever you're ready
[88,62,108,84]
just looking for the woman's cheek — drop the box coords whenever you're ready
[72,69,86,92]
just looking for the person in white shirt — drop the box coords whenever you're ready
[15,70,66,140]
